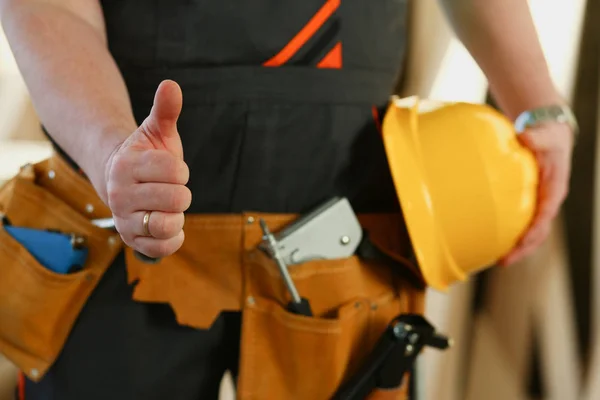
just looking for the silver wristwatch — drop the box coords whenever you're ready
[514,104,579,140]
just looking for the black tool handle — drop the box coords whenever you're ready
[134,251,162,264]
[427,334,452,350]
[332,324,398,400]
[287,298,313,317]
[332,314,451,400]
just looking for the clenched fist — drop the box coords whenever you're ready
[101,80,191,258]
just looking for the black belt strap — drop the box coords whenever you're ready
[356,230,425,290]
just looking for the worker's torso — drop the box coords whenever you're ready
[98,0,410,213]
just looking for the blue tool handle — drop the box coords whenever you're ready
[4,226,88,274]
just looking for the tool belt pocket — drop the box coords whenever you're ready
[237,252,415,400]
[0,157,121,382]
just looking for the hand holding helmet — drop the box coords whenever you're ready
[499,118,575,266]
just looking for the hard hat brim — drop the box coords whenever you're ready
[381,97,466,291]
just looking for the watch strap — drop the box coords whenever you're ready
[514,104,579,139]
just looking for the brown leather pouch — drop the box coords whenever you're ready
[124,215,245,329]
[236,214,423,400]
[0,154,122,382]
[122,211,423,400]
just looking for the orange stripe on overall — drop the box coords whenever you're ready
[263,0,341,67]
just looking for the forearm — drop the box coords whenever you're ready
[439,0,564,120]
[0,0,136,186]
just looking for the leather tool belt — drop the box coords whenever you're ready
[0,153,121,381]
[0,152,426,400]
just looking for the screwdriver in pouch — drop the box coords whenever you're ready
[259,219,313,317]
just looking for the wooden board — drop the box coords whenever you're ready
[465,313,531,400]
[0,355,16,400]
[579,20,600,399]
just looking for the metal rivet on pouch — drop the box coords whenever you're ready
[340,236,351,245]
[371,303,378,311]
[393,324,402,338]
[85,274,94,282]
[85,204,94,213]
[409,333,420,345]
[247,216,255,224]
[108,236,118,246]
[247,296,255,305]
[48,170,56,179]
[354,302,361,309]
[30,369,39,378]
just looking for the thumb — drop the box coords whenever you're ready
[141,80,184,158]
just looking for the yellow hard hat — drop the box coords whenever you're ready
[382,96,539,291]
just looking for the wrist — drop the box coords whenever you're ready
[489,77,565,121]
[79,124,134,202]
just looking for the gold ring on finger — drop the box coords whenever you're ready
[142,211,153,237]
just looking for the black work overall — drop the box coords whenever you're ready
[25,0,410,398]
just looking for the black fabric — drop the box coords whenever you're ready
[99,0,409,74]
[24,253,242,400]
[118,69,402,214]
[357,232,424,289]
[45,69,401,213]
[121,65,397,105]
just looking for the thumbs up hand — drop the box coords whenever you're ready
[102,80,191,258]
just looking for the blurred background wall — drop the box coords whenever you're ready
[0,0,598,399]
[0,24,52,183]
